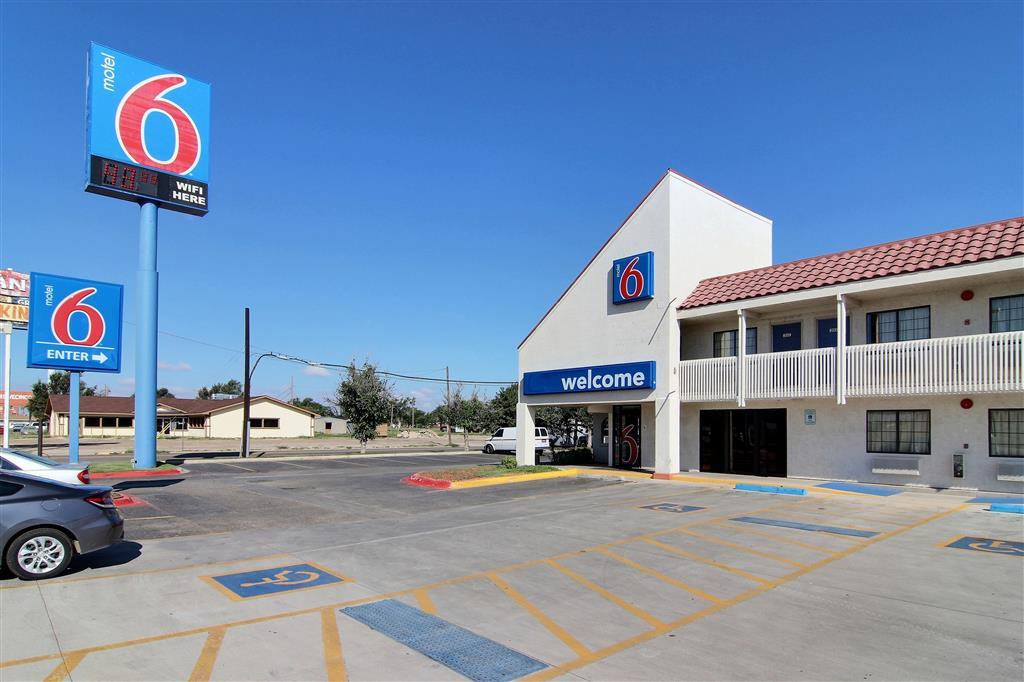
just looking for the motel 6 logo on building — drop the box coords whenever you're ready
[27,273,124,374]
[88,43,211,183]
[612,251,654,305]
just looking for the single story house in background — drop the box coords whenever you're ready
[314,415,350,434]
[47,395,316,439]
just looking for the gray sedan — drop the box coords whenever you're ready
[0,471,124,580]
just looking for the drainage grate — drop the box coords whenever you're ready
[341,599,548,681]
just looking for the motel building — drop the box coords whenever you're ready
[46,395,316,439]
[515,170,1023,494]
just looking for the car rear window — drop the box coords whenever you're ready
[4,449,61,467]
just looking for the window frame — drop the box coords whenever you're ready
[712,328,758,358]
[865,409,931,455]
[989,408,1024,458]
[990,294,1024,333]
[249,418,280,429]
[866,305,931,343]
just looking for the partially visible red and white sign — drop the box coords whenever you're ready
[0,269,29,328]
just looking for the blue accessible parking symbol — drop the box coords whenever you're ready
[640,503,705,514]
[945,537,1024,556]
[204,563,346,600]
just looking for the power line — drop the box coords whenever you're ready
[254,352,515,386]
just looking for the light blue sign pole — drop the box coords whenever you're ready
[134,202,159,469]
[69,372,80,464]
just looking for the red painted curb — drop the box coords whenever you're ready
[401,474,451,489]
[112,493,147,508]
[652,473,672,480]
[91,468,185,480]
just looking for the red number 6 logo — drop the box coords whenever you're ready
[52,288,106,347]
[618,256,644,300]
[116,74,201,175]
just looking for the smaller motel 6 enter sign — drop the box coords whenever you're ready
[27,273,124,373]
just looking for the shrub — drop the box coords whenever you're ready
[501,456,518,469]
[551,448,595,465]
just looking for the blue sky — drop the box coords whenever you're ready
[1,1,1021,409]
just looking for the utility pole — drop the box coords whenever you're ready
[241,307,250,458]
[445,366,451,446]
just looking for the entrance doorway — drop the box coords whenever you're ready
[612,405,642,468]
[699,409,787,476]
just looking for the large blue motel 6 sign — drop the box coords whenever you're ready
[27,273,124,373]
[85,43,211,216]
[612,251,654,305]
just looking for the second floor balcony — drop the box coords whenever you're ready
[678,330,1024,404]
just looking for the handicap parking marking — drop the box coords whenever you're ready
[943,536,1024,556]
[203,562,349,600]
[815,481,902,497]
[639,502,706,514]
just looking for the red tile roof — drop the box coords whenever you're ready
[679,217,1024,310]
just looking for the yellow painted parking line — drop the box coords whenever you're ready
[449,468,580,489]
[42,651,86,682]
[187,628,225,682]
[413,588,437,614]
[321,608,348,682]
[525,503,968,681]
[710,520,839,555]
[674,527,809,567]
[487,572,591,657]
[544,559,666,628]
[593,547,725,605]
[639,537,772,585]
[770,508,882,534]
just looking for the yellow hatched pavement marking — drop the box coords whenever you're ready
[593,547,725,605]
[413,588,437,614]
[544,559,666,628]
[487,572,591,657]
[709,520,841,554]
[188,628,225,682]
[321,608,348,682]
[42,651,86,682]
[525,503,967,681]
[676,526,810,567]
[639,537,772,585]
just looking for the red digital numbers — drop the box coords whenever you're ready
[120,167,137,190]
[102,162,119,186]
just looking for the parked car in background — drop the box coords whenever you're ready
[0,471,123,580]
[0,449,90,485]
[483,427,550,454]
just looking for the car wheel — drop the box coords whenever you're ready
[483,444,494,454]
[5,528,74,580]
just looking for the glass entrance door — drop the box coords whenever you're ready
[613,405,642,468]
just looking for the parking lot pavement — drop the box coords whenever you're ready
[2,458,1022,681]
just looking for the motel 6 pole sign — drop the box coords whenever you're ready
[83,43,210,469]
[27,273,123,373]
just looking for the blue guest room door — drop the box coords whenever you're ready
[772,322,802,352]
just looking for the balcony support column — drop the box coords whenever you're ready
[836,294,847,405]
[737,309,747,407]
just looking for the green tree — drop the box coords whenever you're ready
[27,380,49,421]
[335,362,392,452]
[44,371,98,397]
[483,383,518,432]
[447,385,487,449]
[197,380,242,400]
[290,397,331,416]
[537,406,590,449]
[156,387,175,398]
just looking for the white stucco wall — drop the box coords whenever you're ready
[209,400,314,438]
[681,394,1024,493]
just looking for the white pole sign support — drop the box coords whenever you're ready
[1,321,11,449]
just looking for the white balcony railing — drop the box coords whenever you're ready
[746,347,835,399]
[845,331,1024,397]
[678,331,1024,403]
[679,356,737,402]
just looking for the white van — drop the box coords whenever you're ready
[483,427,549,454]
